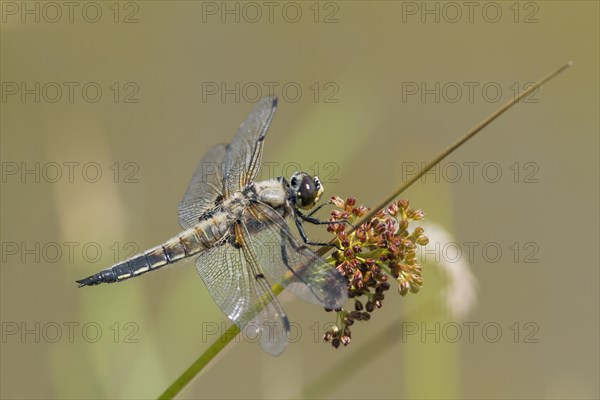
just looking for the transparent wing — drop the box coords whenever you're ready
[223,97,277,196]
[243,203,348,310]
[178,144,227,229]
[195,225,290,355]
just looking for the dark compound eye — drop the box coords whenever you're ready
[290,172,324,209]
[298,176,317,207]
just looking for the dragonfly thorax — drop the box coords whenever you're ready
[247,172,324,215]
[250,179,290,211]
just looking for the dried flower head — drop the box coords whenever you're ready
[322,196,428,348]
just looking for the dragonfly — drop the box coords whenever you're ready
[76,97,348,355]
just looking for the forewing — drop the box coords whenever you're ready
[243,203,348,311]
[223,97,277,196]
[195,226,290,355]
[178,144,227,229]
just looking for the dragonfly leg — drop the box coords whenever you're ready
[306,203,328,217]
[296,209,355,230]
[293,216,341,249]
[278,229,324,300]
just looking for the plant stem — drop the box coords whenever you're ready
[157,284,284,400]
[319,61,573,257]
[158,61,572,400]
[157,324,240,400]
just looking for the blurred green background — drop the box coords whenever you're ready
[1,1,598,399]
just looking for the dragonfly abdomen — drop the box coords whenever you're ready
[77,214,231,287]
[76,244,174,287]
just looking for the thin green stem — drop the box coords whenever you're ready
[157,324,240,400]
[317,61,573,258]
[158,62,572,400]
[157,283,284,399]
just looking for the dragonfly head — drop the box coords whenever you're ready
[289,172,324,210]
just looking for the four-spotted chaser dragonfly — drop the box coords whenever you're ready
[77,97,348,354]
